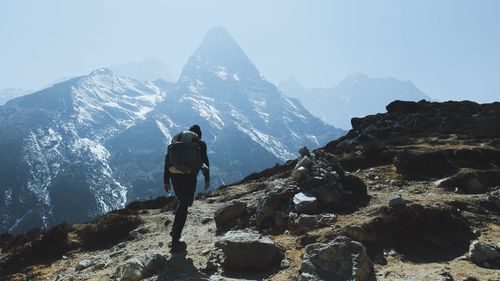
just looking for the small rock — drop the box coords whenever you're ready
[116,258,144,281]
[280,258,290,269]
[293,192,319,214]
[75,259,93,271]
[388,195,406,207]
[299,146,310,157]
[110,250,124,258]
[129,229,141,239]
[468,240,500,264]
[202,249,211,256]
[292,166,309,182]
[201,217,212,224]
[301,236,373,281]
[296,156,313,169]
[289,213,337,234]
[204,260,220,272]
[93,262,106,271]
[158,241,164,247]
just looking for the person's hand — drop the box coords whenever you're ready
[164,182,170,193]
[204,181,210,192]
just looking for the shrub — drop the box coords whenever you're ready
[0,224,75,277]
[77,214,142,250]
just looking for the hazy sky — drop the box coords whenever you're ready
[1,0,499,102]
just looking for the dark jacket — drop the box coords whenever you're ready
[164,140,210,184]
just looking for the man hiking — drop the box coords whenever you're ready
[164,124,210,252]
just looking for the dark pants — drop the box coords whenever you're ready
[170,173,197,241]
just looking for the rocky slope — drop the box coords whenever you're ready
[1,100,498,281]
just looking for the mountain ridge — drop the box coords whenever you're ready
[279,74,430,129]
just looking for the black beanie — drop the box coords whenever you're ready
[189,124,202,139]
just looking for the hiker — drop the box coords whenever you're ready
[163,124,210,252]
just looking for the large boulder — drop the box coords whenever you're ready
[215,231,283,271]
[214,200,247,230]
[301,236,373,281]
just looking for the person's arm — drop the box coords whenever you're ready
[163,153,171,192]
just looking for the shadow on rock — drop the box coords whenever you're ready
[158,251,207,281]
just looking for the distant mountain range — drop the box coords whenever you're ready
[278,74,431,129]
[108,58,175,83]
[0,27,344,234]
[0,88,32,105]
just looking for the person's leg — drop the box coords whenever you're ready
[170,174,197,243]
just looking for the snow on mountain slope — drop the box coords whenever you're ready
[0,71,166,233]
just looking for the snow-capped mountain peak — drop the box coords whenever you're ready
[179,26,262,84]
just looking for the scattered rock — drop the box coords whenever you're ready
[292,156,314,182]
[299,146,311,157]
[141,253,166,277]
[215,231,283,271]
[75,259,94,271]
[293,192,319,214]
[115,258,143,281]
[468,240,500,264]
[280,258,291,269]
[388,195,406,207]
[289,213,337,234]
[115,253,166,281]
[292,166,309,182]
[92,262,106,271]
[301,236,373,281]
[213,200,247,230]
[201,217,212,224]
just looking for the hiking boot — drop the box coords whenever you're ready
[170,239,187,252]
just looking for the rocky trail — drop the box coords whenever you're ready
[1,100,500,281]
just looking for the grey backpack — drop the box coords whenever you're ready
[167,131,203,174]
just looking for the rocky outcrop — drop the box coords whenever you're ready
[301,236,373,281]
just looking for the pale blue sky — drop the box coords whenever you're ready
[1,0,499,102]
